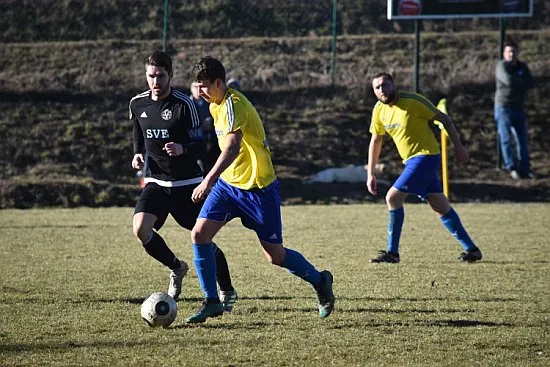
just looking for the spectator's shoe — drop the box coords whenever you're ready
[520,171,536,179]
[458,248,483,262]
[316,270,335,318]
[185,301,224,323]
[370,250,400,263]
[510,170,520,180]
[220,289,238,312]
[167,261,189,300]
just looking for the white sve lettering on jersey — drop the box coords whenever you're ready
[146,129,169,139]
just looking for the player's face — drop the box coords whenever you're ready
[194,79,225,105]
[372,76,396,104]
[190,82,201,100]
[503,46,518,63]
[146,65,172,100]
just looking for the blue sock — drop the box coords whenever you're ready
[387,207,404,255]
[440,208,477,252]
[282,248,322,288]
[192,243,218,299]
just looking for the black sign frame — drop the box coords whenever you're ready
[387,0,533,20]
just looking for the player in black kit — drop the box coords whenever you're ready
[129,51,237,311]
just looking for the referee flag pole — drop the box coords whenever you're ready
[434,98,449,199]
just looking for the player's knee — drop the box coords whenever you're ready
[133,224,151,243]
[191,226,211,244]
[385,192,398,207]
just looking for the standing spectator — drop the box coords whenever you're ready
[367,72,482,264]
[495,40,535,179]
[184,56,334,323]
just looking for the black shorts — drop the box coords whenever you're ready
[134,183,202,231]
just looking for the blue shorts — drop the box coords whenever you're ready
[198,179,283,244]
[393,154,442,200]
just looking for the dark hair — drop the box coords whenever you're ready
[373,72,393,82]
[145,51,173,76]
[191,56,226,84]
[503,40,518,50]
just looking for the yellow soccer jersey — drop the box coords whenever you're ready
[210,88,276,189]
[370,91,441,163]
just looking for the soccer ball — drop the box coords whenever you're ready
[140,292,177,327]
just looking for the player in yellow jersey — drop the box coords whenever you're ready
[367,72,482,264]
[184,56,334,323]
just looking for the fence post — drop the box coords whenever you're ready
[162,0,169,52]
[330,0,338,84]
[413,20,420,93]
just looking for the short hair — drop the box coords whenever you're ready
[373,72,393,82]
[145,51,173,76]
[503,40,518,50]
[191,56,226,84]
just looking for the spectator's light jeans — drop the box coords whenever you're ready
[494,106,530,173]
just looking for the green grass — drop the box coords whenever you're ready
[1,204,549,366]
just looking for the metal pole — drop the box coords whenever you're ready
[330,0,338,85]
[499,18,507,57]
[162,0,169,52]
[413,20,420,92]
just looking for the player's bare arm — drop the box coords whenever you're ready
[433,111,469,164]
[367,134,383,196]
[191,130,243,203]
[132,154,144,170]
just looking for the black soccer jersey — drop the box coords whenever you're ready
[130,88,205,183]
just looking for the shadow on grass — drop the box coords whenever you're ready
[336,296,520,302]
[0,224,92,229]
[429,319,513,327]
[172,321,275,330]
[111,295,298,305]
[0,340,152,353]
[341,307,475,314]
[3,294,520,306]
[329,319,514,329]
[480,260,549,264]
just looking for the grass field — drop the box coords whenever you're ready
[1,204,549,366]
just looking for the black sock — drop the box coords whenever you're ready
[213,243,233,292]
[142,231,180,269]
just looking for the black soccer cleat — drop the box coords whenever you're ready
[458,248,483,262]
[370,250,400,263]
[185,300,224,324]
[316,270,335,318]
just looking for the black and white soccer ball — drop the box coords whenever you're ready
[140,292,177,327]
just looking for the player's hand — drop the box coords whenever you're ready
[132,154,144,170]
[454,145,470,164]
[163,142,183,156]
[191,180,211,203]
[367,175,377,196]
